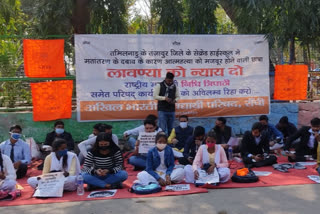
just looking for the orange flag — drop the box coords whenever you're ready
[23,39,66,77]
[31,80,73,121]
[274,65,308,100]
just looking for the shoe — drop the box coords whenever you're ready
[280,163,293,169]
[110,182,123,189]
[86,184,99,192]
[133,166,145,171]
[272,164,288,172]
[294,163,306,170]
[270,143,284,150]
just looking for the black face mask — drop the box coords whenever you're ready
[99,146,109,151]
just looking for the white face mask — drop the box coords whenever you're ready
[180,122,188,129]
[156,143,167,151]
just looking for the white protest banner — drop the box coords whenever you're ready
[87,190,117,198]
[138,132,156,154]
[75,34,270,121]
[165,184,190,191]
[33,172,66,198]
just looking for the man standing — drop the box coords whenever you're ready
[153,72,180,135]
[0,125,31,179]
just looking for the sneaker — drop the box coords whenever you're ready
[270,143,284,150]
[110,182,123,189]
[294,163,306,170]
[272,164,288,172]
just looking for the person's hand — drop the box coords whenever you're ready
[165,97,172,103]
[207,164,216,174]
[95,169,104,176]
[0,172,6,180]
[221,144,229,149]
[194,170,199,180]
[287,152,296,160]
[63,172,70,177]
[172,138,179,145]
[158,178,166,186]
[253,154,263,162]
[195,140,202,146]
[269,141,275,146]
[123,133,129,140]
[165,175,171,185]
[13,161,21,169]
[101,169,109,176]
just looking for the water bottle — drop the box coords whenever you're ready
[228,146,233,161]
[77,173,84,196]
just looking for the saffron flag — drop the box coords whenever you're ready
[274,65,308,100]
[23,39,66,77]
[31,80,73,121]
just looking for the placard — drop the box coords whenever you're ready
[138,132,157,154]
[33,172,66,198]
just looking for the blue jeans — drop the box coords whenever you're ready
[128,155,147,169]
[128,136,137,150]
[82,170,128,188]
[158,111,175,135]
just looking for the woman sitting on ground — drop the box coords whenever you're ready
[0,150,17,192]
[28,139,80,191]
[137,132,185,186]
[184,131,230,184]
[82,132,128,190]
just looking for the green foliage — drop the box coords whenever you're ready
[152,0,184,34]
[89,0,129,34]
[185,0,218,34]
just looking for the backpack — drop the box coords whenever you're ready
[129,182,162,195]
[231,168,259,183]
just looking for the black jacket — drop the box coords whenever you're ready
[183,136,204,159]
[275,122,298,138]
[240,131,269,158]
[285,126,318,155]
[45,131,75,151]
[212,125,232,144]
[157,81,176,112]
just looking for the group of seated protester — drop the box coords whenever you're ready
[1,114,320,195]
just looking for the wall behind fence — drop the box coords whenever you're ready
[0,102,307,143]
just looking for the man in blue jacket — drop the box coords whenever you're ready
[259,115,283,150]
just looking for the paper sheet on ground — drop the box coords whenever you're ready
[253,171,272,176]
[165,184,190,191]
[297,162,317,166]
[307,175,320,183]
[87,190,117,198]
[33,172,66,198]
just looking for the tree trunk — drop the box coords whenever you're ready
[219,0,236,22]
[289,36,296,64]
[71,0,90,34]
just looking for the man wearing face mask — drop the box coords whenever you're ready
[284,117,320,162]
[0,125,31,179]
[168,115,194,154]
[44,121,75,151]
[153,72,180,135]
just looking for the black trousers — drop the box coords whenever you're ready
[178,157,193,165]
[242,155,277,168]
[16,163,28,179]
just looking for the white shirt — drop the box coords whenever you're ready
[156,150,167,173]
[0,154,16,181]
[308,129,316,149]
[78,134,119,158]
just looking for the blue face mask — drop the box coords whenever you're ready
[10,133,21,140]
[55,128,64,135]
[58,149,68,157]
